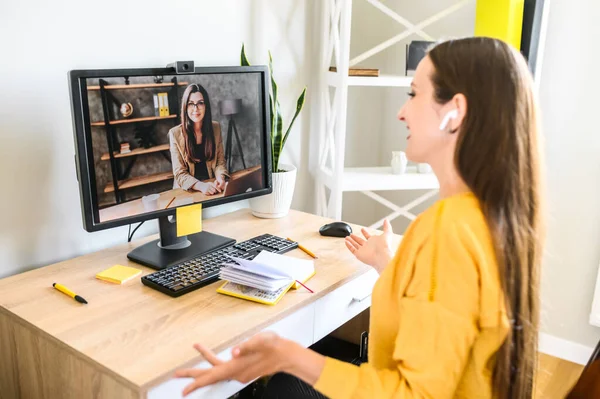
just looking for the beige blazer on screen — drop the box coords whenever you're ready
[168,121,228,191]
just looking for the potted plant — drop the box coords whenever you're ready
[240,44,306,218]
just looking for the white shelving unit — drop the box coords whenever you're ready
[313,0,470,228]
[326,71,413,88]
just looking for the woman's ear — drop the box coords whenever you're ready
[449,93,467,133]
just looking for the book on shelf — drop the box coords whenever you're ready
[328,67,380,77]
[158,92,170,116]
[119,142,131,154]
[217,251,315,305]
[153,94,160,116]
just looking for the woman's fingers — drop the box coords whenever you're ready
[174,368,206,379]
[182,370,222,396]
[345,239,358,253]
[209,182,221,194]
[345,236,361,251]
[182,361,245,396]
[383,219,393,234]
[345,236,357,249]
[361,228,372,240]
[232,333,275,357]
[194,343,223,366]
[348,234,366,246]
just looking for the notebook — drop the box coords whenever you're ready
[96,265,142,284]
[217,281,294,306]
[217,252,315,305]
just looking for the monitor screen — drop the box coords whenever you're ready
[69,66,272,232]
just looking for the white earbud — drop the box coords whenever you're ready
[439,109,458,130]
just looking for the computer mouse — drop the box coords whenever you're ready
[319,222,353,238]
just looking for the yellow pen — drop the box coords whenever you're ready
[53,283,88,304]
[288,238,318,259]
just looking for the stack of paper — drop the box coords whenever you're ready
[217,251,315,305]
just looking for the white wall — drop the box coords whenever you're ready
[537,0,600,348]
[249,0,315,214]
[0,0,315,279]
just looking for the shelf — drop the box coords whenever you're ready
[321,166,439,192]
[91,114,177,127]
[88,82,188,91]
[104,171,173,193]
[100,144,170,161]
[327,71,413,88]
[98,200,116,209]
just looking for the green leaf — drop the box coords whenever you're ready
[268,51,281,169]
[241,44,250,66]
[272,103,283,172]
[268,51,278,119]
[269,94,274,166]
[281,87,306,151]
[239,47,306,172]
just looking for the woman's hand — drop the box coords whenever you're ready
[215,174,227,192]
[345,219,395,273]
[175,332,290,397]
[193,181,219,195]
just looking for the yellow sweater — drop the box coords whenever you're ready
[314,192,509,399]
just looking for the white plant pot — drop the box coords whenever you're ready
[250,163,297,219]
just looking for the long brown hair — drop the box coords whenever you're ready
[180,83,215,162]
[429,37,544,399]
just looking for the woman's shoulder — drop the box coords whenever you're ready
[422,192,486,230]
[409,192,492,253]
[168,124,184,139]
[211,120,221,135]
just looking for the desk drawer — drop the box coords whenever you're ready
[147,303,315,399]
[313,269,378,342]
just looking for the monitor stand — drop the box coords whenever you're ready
[127,215,236,270]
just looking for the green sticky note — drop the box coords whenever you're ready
[176,203,202,237]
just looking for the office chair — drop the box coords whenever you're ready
[565,338,600,398]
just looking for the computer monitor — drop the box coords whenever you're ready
[68,65,272,269]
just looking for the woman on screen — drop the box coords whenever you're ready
[169,84,228,195]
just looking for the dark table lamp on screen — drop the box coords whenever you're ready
[219,98,247,172]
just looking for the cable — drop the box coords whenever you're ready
[128,221,145,242]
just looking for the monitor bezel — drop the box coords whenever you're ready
[68,65,273,233]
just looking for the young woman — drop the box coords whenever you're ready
[169,84,228,195]
[175,37,544,399]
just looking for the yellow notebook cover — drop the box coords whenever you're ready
[217,281,295,306]
[291,270,316,290]
[96,265,141,284]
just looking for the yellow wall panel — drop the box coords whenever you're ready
[475,0,525,49]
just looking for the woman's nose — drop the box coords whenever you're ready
[397,104,406,121]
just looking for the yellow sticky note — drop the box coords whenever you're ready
[96,265,141,284]
[176,203,202,237]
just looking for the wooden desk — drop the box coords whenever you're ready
[0,209,396,399]
[99,166,261,223]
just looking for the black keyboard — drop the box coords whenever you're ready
[141,234,298,297]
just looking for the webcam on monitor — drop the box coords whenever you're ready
[166,60,195,74]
